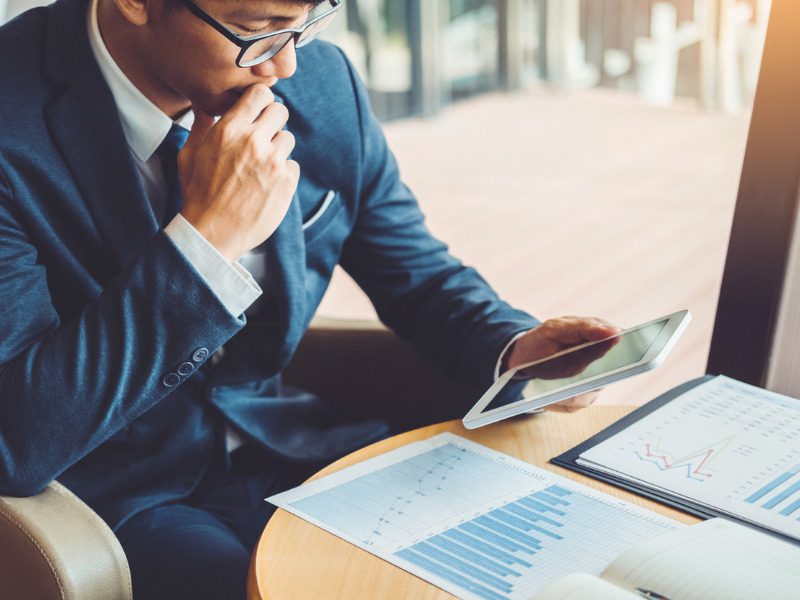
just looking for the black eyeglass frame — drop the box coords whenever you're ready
[182,0,342,68]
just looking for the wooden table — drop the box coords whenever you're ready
[247,406,698,599]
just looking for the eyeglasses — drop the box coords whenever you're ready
[183,0,342,68]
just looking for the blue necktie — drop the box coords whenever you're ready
[156,124,190,227]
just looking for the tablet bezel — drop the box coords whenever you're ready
[462,310,691,429]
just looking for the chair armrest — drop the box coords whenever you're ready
[283,317,480,431]
[0,481,131,600]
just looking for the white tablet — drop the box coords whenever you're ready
[463,310,691,429]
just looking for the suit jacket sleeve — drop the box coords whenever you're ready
[337,49,539,390]
[0,167,244,496]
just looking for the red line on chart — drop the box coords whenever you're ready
[634,437,735,482]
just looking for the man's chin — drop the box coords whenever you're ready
[207,94,238,117]
[189,91,241,117]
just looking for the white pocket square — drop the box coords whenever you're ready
[302,190,337,231]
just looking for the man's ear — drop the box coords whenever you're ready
[109,0,151,26]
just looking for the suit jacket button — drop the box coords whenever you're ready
[177,362,195,376]
[192,348,209,363]
[162,373,181,388]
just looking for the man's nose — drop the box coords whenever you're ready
[251,40,298,80]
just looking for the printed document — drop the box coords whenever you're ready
[269,433,678,600]
[577,375,800,540]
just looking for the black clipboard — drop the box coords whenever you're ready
[551,375,800,544]
[552,375,726,520]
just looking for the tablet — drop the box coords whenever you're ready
[462,310,691,429]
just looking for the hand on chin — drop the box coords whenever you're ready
[212,82,279,117]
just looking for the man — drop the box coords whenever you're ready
[0,0,618,597]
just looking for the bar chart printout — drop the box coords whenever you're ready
[268,433,679,600]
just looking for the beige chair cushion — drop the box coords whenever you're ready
[0,481,131,600]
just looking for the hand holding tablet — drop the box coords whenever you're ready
[463,310,691,429]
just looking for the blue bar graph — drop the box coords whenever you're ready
[546,486,573,497]
[442,530,533,568]
[274,435,678,600]
[397,548,508,600]
[475,515,547,548]
[531,490,570,507]
[460,522,532,554]
[427,535,522,577]
[504,501,563,527]
[745,464,800,504]
[413,542,514,592]
[489,509,562,541]
[763,480,800,509]
[518,495,566,516]
[779,497,800,517]
[744,464,800,516]
[397,487,573,600]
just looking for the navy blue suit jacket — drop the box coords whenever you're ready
[0,0,537,529]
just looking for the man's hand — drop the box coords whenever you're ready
[506,316,621,413]
[178,84,300,262]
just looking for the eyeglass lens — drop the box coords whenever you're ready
[240,32,295,66]
[238,6,338,67]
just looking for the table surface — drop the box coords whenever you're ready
[247,406,699,599]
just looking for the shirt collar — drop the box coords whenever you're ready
[87,0,193,162]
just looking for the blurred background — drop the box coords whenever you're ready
[316,0,770,406]
[319,0,768,120]
[1,0,771,404]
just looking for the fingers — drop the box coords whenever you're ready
[270,129,296,162]
[254,101,290,138]
[219,83,275,129]
[540,316,621,345]
[286,158,300,181]
[550,316,619,340]
[545,390,601,413]
[218,86,290,160]
[506,315,622,372]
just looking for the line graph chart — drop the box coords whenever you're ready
[634,436,735,481]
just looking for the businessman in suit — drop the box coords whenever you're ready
[0,0,618,597]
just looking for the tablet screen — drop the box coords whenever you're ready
[483,319,669,412]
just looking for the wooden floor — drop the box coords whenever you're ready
[318,86,751,406]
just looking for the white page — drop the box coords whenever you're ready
[532,573,640,600]
[602,518,800,600]
[269,433,679,600]
[578,376,800,540]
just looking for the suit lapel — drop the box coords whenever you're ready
[44,0,158,272]
[45,74,158,272]
[261,189,307,360]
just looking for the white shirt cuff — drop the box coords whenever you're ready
[165,214,262,317]
[494,330,529,381]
